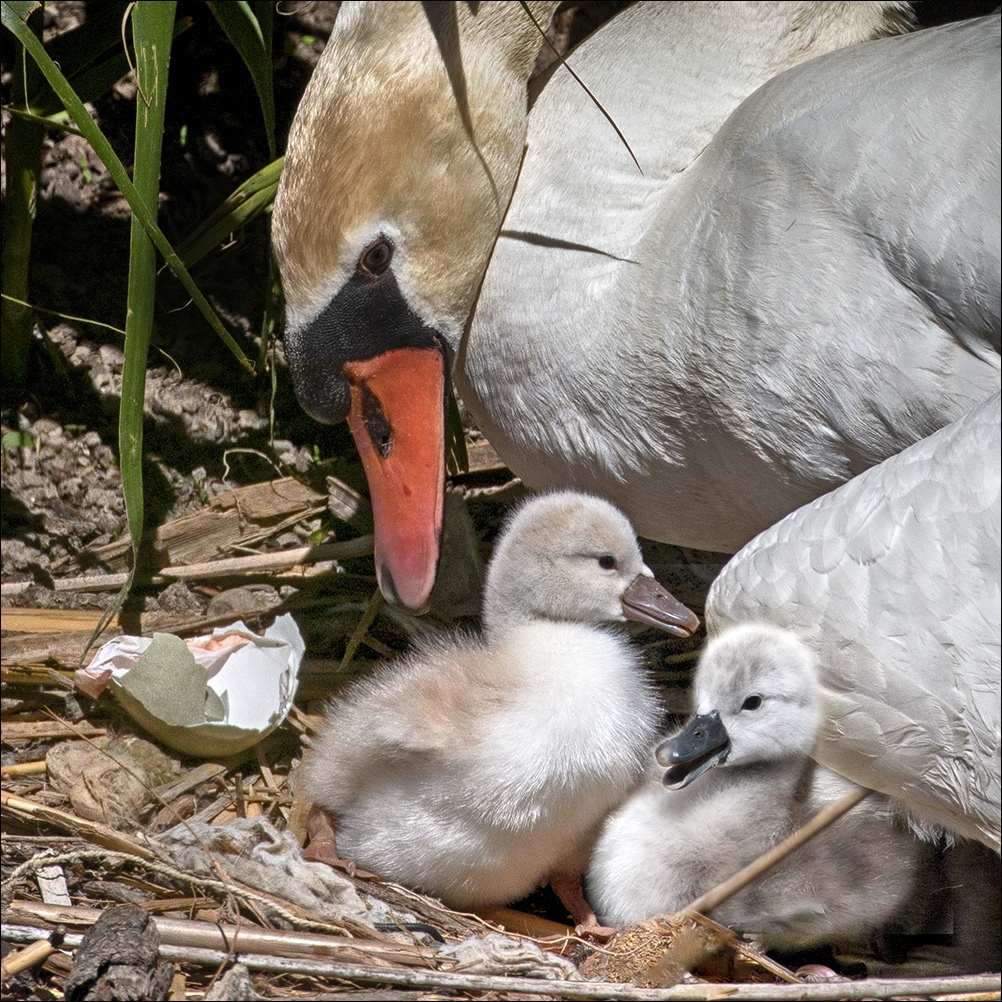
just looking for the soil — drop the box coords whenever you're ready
[3,1,344,612]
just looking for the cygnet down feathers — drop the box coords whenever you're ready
[306,491,699,927]
[588,624,921,949]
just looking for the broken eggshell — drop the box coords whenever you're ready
[77,614,304,757]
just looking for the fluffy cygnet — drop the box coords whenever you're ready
[588,623,921,949]
[306,490,699,926]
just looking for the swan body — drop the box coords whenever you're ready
[706,393,1002,852]
[273,2,1001,609]
[588,624,921,947]
[470,5,1000,551]
[306,491,698,913]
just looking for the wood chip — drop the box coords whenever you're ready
[1,608,109,634]
[83,477,328,572]
[0,790,163,861]
[325,475,373,529]
[63,903,174,1001]
[1,720,106,741]
[36,864,72,907]
[462,438,508,474]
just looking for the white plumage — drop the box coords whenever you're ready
[306,491,696,916]
[271,3,1000,611]
[588,624,922,948]
[706,394,1001,853]
[469,4,1000,551]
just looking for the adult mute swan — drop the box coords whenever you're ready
[588,624,921,946]
[706,393,1001,853]
[272,2,1000,609]
[306,491,698,928]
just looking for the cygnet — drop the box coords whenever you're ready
[588,623,921,949]
[306,490,699,928]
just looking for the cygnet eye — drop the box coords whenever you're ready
[597,554,616,570]
[741,694,762,711]
[359,238,393,276]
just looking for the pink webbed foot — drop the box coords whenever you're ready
[549,870,618,941]
[302,804,377,880]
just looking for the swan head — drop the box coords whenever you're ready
[658,624,819,788]
[481,491,700,642]
[272,2,559,611]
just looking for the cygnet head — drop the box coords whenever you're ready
[658,624,820,788]
[481,491,699,643]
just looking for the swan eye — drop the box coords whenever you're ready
[741,695,762,711]
[359,238,393,276]
[598,554,616,570]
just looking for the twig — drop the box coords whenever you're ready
[6,905,437,966]
[0,720,105,740]
[0,938,57,980]
[339,588,385,672]
[254,745,278,793]
[154,536,373,581]
[233,772,246,819]
[158,792,234,832]
[0,608,108,633]
[152,762,228,803]
[0,665,75,686]
[671,912,800,984]
[2,848,366,938]
[0,761,48,777]
[289,704,323,736]
[0,536,374,595]
[0,791,165,863]
[1,923,996,1002]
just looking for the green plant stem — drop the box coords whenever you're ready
[1,4,44,396]
[88,0,177,648]
[121,1,176,558]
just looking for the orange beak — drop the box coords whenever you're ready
[344,347,447,612]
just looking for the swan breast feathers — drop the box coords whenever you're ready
[707,393,1001,850]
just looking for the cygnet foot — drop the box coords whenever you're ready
[549,871,617,940]
[303,805,377,880]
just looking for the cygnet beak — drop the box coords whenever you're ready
[656,710,730,789]
[621,575,701,636]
